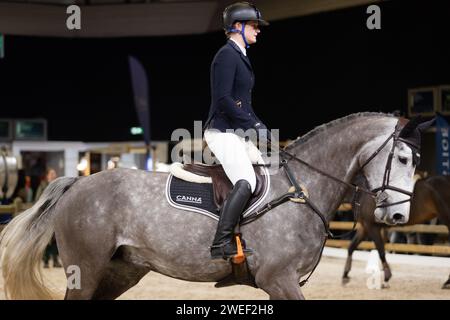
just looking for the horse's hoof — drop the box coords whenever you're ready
[342,276,350,285]
[381,281,390,289]
[383,270,392,282]
[442,281,450,290]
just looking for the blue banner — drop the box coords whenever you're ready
[436,114,449,175]
[128,56,150,146]
[128,56,151,170]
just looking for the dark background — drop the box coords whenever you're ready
[0,0,449,142]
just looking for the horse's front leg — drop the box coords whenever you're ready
[366,224,391,284]
[256,271,305,300]
[342,227,367,284]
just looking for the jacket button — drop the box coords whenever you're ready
[248,113,251,116]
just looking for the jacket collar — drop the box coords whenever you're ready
[227,39,253,71]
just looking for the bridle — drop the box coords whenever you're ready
[281,120,414,210]
[357,121,415,208]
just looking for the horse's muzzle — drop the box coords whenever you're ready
[391,212,407,224]
[374,207,407,225]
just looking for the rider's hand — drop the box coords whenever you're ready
[254,122,271,143]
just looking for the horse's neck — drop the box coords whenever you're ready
[286,116,397,220]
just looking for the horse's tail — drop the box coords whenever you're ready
[0,176,79,300]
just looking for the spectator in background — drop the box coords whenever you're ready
[29,156,46,198]
[35,168,61,268]
[35,168,57,201]
[16,174,34,203]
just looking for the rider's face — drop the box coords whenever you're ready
[244,21,260,44]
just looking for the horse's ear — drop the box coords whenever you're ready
[398,116,435,152]
[399,115,422,139]
[417,117,436,132]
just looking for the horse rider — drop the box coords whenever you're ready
[203,2,270,261]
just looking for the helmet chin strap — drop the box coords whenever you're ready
[228,22,250,49]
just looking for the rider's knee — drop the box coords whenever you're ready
[236,177,256,194]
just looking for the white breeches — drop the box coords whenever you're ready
[204,130,264,193]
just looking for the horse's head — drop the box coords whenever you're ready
[358,117,435,225]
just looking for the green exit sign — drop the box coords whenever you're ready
[130,127,143,135]
[0,34,4,59]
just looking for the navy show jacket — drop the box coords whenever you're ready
[205,40,264,132]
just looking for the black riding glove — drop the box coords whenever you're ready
[254,122,271,143]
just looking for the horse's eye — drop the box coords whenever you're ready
[398,156,408,165]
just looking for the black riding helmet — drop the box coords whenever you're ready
[223,2,269,31]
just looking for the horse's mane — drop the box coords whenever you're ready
[284,112,396,150]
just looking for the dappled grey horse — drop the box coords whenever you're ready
[0,113,420,300]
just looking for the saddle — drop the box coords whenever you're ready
[166,162,270,219]
[183,163,267,211]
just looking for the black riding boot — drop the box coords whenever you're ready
[210,179,254,261]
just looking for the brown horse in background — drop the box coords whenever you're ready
[342,175,450,289]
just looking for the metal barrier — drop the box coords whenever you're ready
[0,150,18,200]
[327,221,450,256]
